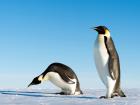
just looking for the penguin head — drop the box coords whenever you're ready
[94,26,110,35]
[28,75,43,87]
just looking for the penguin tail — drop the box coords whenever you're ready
[118,90,126,97]
[80,90,83,94]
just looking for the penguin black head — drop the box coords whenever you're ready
[28,76,42,87]
[94,26,109,34]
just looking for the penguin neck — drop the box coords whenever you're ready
[97,34,105,44]
[43,74,49,81]
[39,74,49,82]
[38,75,43,81]
[97,33,110,44]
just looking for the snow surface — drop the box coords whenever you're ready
[0,89,140,105]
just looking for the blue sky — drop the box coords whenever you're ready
[0,0,140,89]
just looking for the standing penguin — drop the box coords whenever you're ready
[28,63,83,95]
[93,26,126,98]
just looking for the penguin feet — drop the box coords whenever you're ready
[100,95,114,99]
[60,92,66,95]
[56,92,71,95]
[55,92,65,95]
[100,94,119,98]
[111,93,119,98]
[121,94,126,97]
[99,96,107,99]
[112,90,126,98]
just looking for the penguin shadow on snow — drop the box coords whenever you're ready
[0,90,97,99]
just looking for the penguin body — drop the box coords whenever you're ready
[94,26,126,98]
[94,34,116,98]
[28,63,82,95]
[45,72,77,95]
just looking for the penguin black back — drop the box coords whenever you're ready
[41,63,76,79]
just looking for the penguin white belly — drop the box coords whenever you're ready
[47,72,77,95]
[94,38,116,89]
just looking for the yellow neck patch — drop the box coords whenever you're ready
[105,29,110,37]
[43,75,49,81]
[38,75,43,81]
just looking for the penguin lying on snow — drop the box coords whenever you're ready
[28,63,83,95]
[93,26,126,98]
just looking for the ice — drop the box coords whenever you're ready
[0,89,140,105]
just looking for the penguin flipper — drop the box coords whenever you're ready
[108,58,117,80]
[104,37,119,80]
[55,71,75,84]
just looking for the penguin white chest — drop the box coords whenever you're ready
[46,72,76,94]
[94,36,111,85]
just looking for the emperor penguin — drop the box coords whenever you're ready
[28,62,83,95]
[93,26,126,98]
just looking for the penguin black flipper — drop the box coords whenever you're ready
[56,71,75,84]
[53,63,76,84]
[104,36,120,80]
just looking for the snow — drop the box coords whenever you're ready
[0,89,140,105]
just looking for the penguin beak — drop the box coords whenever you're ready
[90,27,99,31]
[94,27,98,31]
[27,82,33,88]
